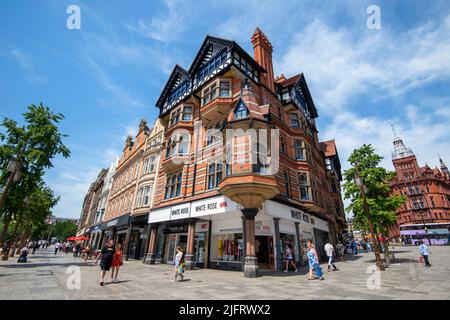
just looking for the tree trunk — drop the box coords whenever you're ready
[8,215,22,258]
[0,215,12,249]
[19,225,32,251]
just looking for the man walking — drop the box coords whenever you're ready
[324,241,338,272]
[419,241,432,267]
[54,241,60,255]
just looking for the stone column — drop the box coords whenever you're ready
[185,222,196,270]
[295,222,303,267]
[123,225,133,261]
[242,208,258,278]
[273,218,282,271]
[143,224,158,264]
[241,216,246,272]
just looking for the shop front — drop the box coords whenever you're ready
[89,223,106,250]
[126,214,149,260]
[103,213,130,247]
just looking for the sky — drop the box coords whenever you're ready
[1,0,450,219]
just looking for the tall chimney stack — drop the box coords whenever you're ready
[251,27,275,93]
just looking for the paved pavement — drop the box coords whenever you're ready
[0,245,449,300]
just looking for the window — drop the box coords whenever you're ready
[294,139,305,160]
[334,200,341,215]
[280,135,286,155]
[142,185,152,206]
[284,171,291,197]
[289,113,300,128]
[219,81,230,97]
[178,134,190,155]
[202,83,217,105]
[207,162,223,189]
[170,108,181,126]
[234,101,248,119]
[142,158,150,175]
[299,173,310,200]
[165,138,176,158]
[164,172,182,199]
[182,106,192,121]
[331,178,338,193]
[149,156,156,172]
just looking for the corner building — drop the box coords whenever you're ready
[145,29,346,277]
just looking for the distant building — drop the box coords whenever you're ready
[388,131,450,245]
[47,215,78,225]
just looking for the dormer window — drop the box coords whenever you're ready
[234,100,248,119]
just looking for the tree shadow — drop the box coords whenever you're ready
[0,262,97,269]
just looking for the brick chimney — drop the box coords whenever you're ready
[251,27,275,93]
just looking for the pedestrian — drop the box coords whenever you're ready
[366,241,372,252]
[307,240,324,280]
[32,242,39,255]
[73,243,80,257]
[83,244,92,262]
[351,240,358,255]
[324,240,338,272]
[337,241,345,262]
[419,241,432,267]
[284,243,298,273]
[95,239,115,286]
[174,246,185,282]
[110,243,123,283]
[65,242,70,254]
[54,241,60,255]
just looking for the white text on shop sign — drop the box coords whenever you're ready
[255,221,271,234]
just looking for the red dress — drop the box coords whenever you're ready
[111,250,123,267]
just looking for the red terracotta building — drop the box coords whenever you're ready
[388,131,450,245]
[144,28,346,277]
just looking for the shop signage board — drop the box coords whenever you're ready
[255,220,271,234]
[170,203,191,221]
[191,196,240,218]
[195,221,209,232]
[148,206,171,223]
[107,219,118,228]
[266,200,326,231]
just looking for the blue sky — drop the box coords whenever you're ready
[1,0,450,218]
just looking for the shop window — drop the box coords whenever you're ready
[211,233,243,262]
[207,162,223,189]
[294,139,305,160]
[164,172,182,199]
[299,172,310,200]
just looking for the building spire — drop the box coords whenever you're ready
[439,153,449,175]
[391,125,414,160]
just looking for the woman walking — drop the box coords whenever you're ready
[284,243,298,273]
[110,243,123,283]
[95,239,115,286]
[174,246,185,282]
[307,240,324,280]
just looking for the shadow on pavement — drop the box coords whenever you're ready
[0,262,97,269]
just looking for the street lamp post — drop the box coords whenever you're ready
[355,171,385,271]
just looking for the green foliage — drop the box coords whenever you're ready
[51,220,78,242]
[343,144,405,234]
[0,103,70,242]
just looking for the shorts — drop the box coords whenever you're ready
[100,260,112,271]
[286,255,293,261]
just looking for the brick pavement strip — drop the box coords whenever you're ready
[0,245,449,300]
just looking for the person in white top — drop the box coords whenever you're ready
[54,242,60,255]
[324,241,338,272]
[284,243,298,273]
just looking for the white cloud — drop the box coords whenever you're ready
[9,48,46,85]
[277,15,450,114]
[127,0,190,43]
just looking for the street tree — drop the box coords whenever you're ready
[342,144,405,263]
[0,103,70,246]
